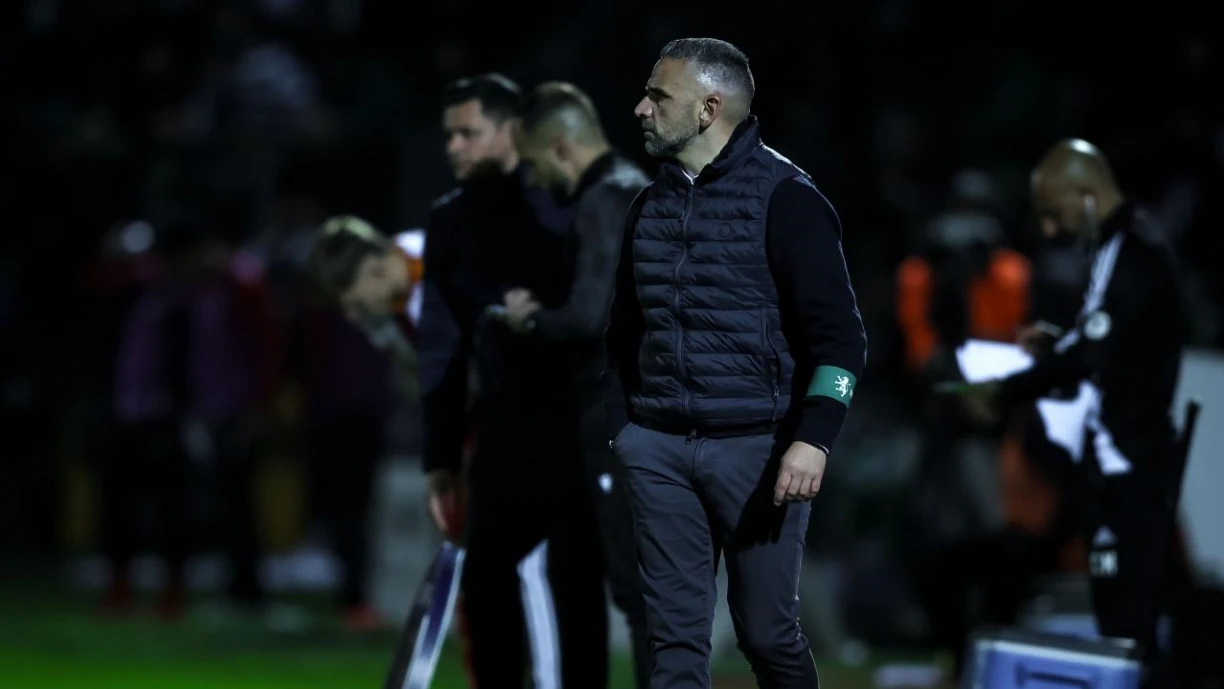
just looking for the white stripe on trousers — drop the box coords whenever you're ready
[517,540,561,689]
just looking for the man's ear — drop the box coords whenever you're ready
[502,117,523,139]
[699,95,722,130]
[554,135,574,161]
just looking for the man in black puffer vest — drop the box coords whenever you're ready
[605,39,867,689]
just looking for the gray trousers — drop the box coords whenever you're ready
[614,422,819,689]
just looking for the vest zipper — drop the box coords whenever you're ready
[674,185,695,421]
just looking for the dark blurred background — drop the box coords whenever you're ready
[2,1,1223,687]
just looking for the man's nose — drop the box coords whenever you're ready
[1041,218,1058,239]
[634,98,652,119]
[446,135,464,156]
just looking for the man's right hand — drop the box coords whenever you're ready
[426,469,462,540]
[1016,321,1061,356]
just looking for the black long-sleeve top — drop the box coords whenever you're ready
[999,203,1184,471]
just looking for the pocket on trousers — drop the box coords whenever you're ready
[611,422,639,454]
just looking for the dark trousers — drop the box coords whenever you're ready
[615,423,818,689]
[461,414,609,688]
[210,417,265,605]
[100,419,191,580]
[309,412,384,607]
[1085,470,1176,650]
[579,401,651,689]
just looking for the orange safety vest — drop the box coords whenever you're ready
[898,249,1086,565]
[896,249,1031,371]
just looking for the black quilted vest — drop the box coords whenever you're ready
[630,117,808,430]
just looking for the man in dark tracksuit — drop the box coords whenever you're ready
[966,139,1185,681]
[504,81,652,689]
[417,76,608,688]
[606,39,867,689]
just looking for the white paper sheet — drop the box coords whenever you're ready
[954,339,1093,461]
[954,340,1033,383]
[1036,382,1096,462]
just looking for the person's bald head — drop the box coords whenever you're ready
[634,38,754,160]
[516,82,611,199]
[1030,138,1124,242]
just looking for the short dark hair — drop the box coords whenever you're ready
[659,38,755,108]
[520,81,605,143]
[307,215,389,300]
[441,73,523,122]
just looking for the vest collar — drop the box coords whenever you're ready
[662,115,761,185]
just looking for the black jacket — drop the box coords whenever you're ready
[1000,203,1185,473]
[417,167,576,473]
[522,152,649,387]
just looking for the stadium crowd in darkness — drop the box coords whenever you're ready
[1,0,1221,646]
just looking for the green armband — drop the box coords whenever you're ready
[806,366,856,406]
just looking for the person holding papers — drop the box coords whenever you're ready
[959,139,1185,679]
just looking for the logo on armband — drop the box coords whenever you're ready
[834,375,852,398]
[807,366,856,407]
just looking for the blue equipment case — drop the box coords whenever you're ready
[962,626,1142,689]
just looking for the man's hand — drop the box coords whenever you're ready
[1016,321,1061,356]
[426,469,463,540]
[503,287,541,334]
[773,441,827,505]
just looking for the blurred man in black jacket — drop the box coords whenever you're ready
[506,81,652,689]
[310,74,605,688]
[415,74,609,689]
[965,139,1185,679]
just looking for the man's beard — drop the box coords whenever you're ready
[643,118,699,159]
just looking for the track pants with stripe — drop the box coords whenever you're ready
[461,414,608,689]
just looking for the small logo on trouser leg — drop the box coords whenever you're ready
[1089,550,1118,577]
[598,473,614,494]
[1089,526,1119,577]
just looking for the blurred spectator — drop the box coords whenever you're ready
[896,169,1029,378]
[895,170,1033,664]
[184,228,281,611]
[911,240,1091,676]
[299,306,394,630]
[895,170,1030,537]
[102,222,198,618]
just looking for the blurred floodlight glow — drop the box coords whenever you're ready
[120,220,155,254]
